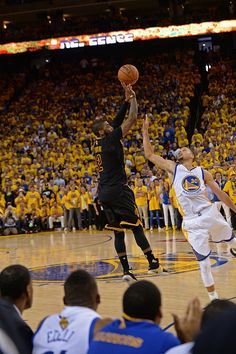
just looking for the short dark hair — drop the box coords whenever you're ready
[201,299,236,329]
[92,119,105,137]
[0,264,31,300]
[123,280,161,321]
[64,269,98,306]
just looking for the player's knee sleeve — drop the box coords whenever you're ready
[114,231,126,254]
[132,225,150,250]
[199,257,214,287]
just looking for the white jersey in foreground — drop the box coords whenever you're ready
[172,164,211,218]
[33,306,100,354]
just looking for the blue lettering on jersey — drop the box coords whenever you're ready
[47,329,75,343]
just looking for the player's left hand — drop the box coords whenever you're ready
[121,82,136,102]
[143,114,150,132]
[172,297,202,343]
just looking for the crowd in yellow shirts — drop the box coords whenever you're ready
[0,52,235,235]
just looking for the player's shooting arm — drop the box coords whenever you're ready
[112,102,129,129]
[112,82,137,129]
[204,170,236,213]
[121,95,138,137]
[142,116,175,174]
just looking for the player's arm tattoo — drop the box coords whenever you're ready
[121,96,138,136]
[112,102,129,128]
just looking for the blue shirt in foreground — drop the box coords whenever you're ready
[88,318,180,354]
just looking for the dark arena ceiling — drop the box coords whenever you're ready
[0,0,232,23]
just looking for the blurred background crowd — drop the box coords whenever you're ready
[0,1,235,353]
[0,45,235,236]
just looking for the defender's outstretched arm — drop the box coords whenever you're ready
[204,170,236,213]
[142,115,175,174]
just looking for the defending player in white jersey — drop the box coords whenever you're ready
[33,270,110,354]
[143,116,236,301]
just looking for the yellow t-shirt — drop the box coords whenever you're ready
[61,195,72,210]
[15,206,28,218]
[40,206,50,218]
[80,192,89,210]
[67,190,81,208]
[28,207,41,218]
[134,155,146,172]
[25,191,41,209]
[15,195,26,207]
[223,181,236,204]
[148,190,160,211]
[50,206,63,217]
[133,186,148,206]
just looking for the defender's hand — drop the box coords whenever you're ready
[143,115,150,132]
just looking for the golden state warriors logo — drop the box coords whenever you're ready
[182,175,201,193]
[30,254,228,282]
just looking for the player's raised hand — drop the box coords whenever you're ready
[143,114,150,132]
[121,82,135,102]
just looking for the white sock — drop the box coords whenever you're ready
[208,291,219,301]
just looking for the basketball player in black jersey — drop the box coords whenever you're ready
[92,83,162,282]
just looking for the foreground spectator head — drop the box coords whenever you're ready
[123,280,162,322]
[193,306,236,354]
[88,280,180,354]
[201,299,236,330]
[0,264,33,313]
[33,270,102,354]
[63,269,100,310]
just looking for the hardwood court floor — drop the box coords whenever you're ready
[0,229,235,331]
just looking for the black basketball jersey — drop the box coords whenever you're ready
[94,127,127,201]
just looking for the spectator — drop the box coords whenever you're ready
[54,172,66,187]
[4,183,15,207]
[160,181,175,231]
[88,280,180,354]
[148,180,162,231]
[192,307,236,354]
[67,184,82,231]
[3,204,18,235]
[25,184,41,211]
[41,183,56,200]
[33,269,110,354]
[80,186,91,230]
[134,178,149,230]
[223,171,236,229]
[213,171,231,225]
[0,264,34,354]
[48,200,64,230]
[166,299,236,354]
[169,186,182,230]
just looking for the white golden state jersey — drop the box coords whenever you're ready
[172,164,212,218]
[33,306,100,354]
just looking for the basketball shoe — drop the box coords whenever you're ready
[148,258,163,274]
[123,270,137,284]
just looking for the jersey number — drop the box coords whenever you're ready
[96,154,103,173]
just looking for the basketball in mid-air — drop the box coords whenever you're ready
[118,64,139,85]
